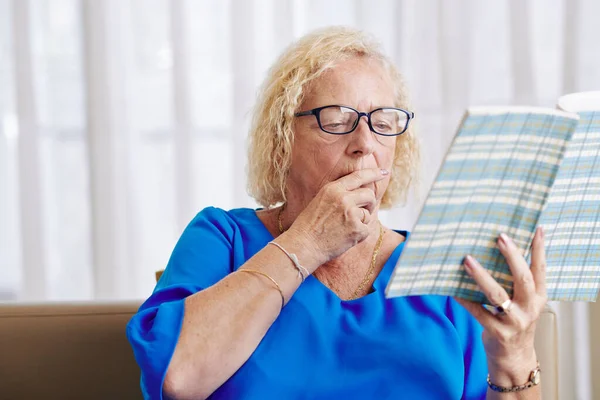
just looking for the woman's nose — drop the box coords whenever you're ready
[348,117,376,156]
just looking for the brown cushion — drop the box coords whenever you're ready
[0,301,142,400]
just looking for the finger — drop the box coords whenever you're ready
[358,207,370,224]
[497,233,535,303]
[346,188,377,213]
[454,297,501,330]
[530,226,547,298]
[337,168,388,191]
[348,205,371,224]
[349,207,372,229]
[463,255,511,306]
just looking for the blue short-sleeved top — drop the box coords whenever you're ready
[127,207,488,399]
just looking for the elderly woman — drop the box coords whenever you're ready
[127,27,546,399]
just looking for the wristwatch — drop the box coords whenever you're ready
[487,362,541,393]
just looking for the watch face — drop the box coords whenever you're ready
[531,369,541,385]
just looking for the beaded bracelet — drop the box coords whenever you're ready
[268,241,309,282]
[487,362,541,393]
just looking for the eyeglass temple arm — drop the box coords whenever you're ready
[294,110,316,117]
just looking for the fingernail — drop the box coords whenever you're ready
[539,226,545,239]
[498,233,510,248]
[497,238,506,252]
[380,169,389,175]
[463,255,475,272]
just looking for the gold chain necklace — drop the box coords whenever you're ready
[277,205,385,300]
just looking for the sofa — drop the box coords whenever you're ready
[0,301,142,400]
[0,301,558,399]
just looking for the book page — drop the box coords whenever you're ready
[385,107,579,303]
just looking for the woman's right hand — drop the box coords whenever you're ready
[285,168,389,270]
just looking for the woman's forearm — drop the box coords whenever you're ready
[163,233,321,399]
[164,271,285,399]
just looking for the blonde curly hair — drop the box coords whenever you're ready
[247,26,420,209]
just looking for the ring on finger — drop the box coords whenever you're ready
[361,208,368,224]
[483,299,513,317]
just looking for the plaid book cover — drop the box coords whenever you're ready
[535,111,600,301]
[385,107,581,303]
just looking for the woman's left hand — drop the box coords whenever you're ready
[454,226,547,387]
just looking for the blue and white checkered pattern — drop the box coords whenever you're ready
[385,107,595,303]
[534,111,600,301]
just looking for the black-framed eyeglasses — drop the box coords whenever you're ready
[294,105,414,136]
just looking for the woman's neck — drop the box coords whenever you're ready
[313,225,384,299]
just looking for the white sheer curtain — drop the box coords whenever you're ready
[1,0,599,397]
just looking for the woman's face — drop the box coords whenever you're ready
[287,56,397,206]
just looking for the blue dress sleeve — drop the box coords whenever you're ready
[126,207,235,399]
[446,297,489,399]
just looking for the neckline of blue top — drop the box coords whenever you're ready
[248,208,409,305]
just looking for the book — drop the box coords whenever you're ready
[385,92,600,303]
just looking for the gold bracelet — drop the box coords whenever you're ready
[238,269,285,310]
